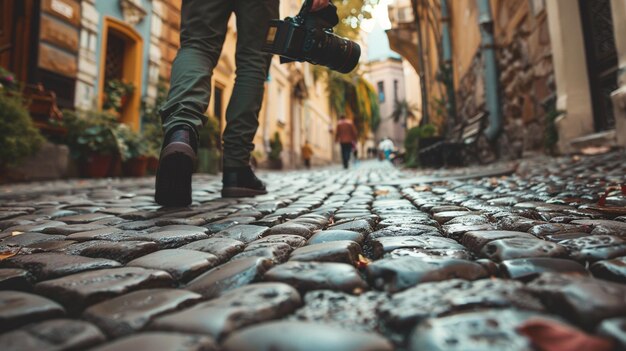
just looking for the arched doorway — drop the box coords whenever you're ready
[98,17,143,130]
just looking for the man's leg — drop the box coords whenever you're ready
[341,143,351,169]
[159,0,232,135]
[221,0,279,197]
[155,0,231,206]
[223,0,279,168]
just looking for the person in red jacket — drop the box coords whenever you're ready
[335,115,358,169]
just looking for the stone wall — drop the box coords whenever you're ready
[455,53,484,124]
[496,10,555,156]
[453,0,555,161]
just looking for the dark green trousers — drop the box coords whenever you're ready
[159,0,279,168]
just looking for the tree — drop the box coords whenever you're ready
[390,99,420,127]
[334,0,377,39]
[327,71,380,139]
[314,0,380,139]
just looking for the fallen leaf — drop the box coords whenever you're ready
[374,189,389,196]
[517,317,614,351]
[581,146,611,155]
[413,185,431,192]
[598,192,607,207]
[352,287,364,295]
[356,254,371,269]
[598,185,624,207]
[11,231,24,236]
[0,248,20,260]
[489,178,499,186]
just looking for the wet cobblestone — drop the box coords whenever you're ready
[0,151,625,349]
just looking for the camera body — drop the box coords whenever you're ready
[262,1,361,74]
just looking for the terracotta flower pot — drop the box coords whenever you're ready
[108,154,123,177]
[81,154,113,178]
[123,156,149,177]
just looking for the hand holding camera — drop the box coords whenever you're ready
[262,0,361,74]
[311,0,331,12]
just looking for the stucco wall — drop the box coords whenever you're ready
[449,0,480,88]
[94,0,152,96]
[369,59,407,148]
[450,0,555,156]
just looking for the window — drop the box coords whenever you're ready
[393,79,399,102]
[377,81,385,102]
[398,8,406,22]
[104,33,125,81]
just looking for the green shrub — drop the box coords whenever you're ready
[113,124,148,161]
[269,132,283,161]
[418,123,438,138]
[0,67,19,92]
[103,79,134,113]
[404,126,421,168]
[62,109,120,159]
[0,92,44,168]
[403,124,439,168]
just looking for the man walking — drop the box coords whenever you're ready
[335,115,358,169]
[155,0,330,206]
[379,137,395,160]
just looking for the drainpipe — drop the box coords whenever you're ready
[412,0,429,125]
[440,0,457,123]
[263,76,271,153]
[477,0,502,141]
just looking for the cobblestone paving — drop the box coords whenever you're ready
[1,151,625,351]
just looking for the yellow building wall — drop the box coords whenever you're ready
[449,0,480,88]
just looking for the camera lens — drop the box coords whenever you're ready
[307,31,361,74]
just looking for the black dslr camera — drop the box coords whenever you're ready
[262,0,361,74]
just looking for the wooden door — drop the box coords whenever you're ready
[0,0,15,69]
[0,0,36,82]
[579,0,618,132]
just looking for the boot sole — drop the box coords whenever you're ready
[221,186,268,198]
[155,142,196,207]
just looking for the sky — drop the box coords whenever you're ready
[361,0,392,32]
[362,0,399,62]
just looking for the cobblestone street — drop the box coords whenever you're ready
[1,151,626,351]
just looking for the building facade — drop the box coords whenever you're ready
[387,0,626,157]
[367,24,408,150]
[1,0,337,170]
[546,0,626,152]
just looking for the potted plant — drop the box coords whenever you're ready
[104,79,134,113]
[62,110,120,178]
[0,67,18,92]
[268,132,283,169]
[115,124,149,177]
[0,88,44,180]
